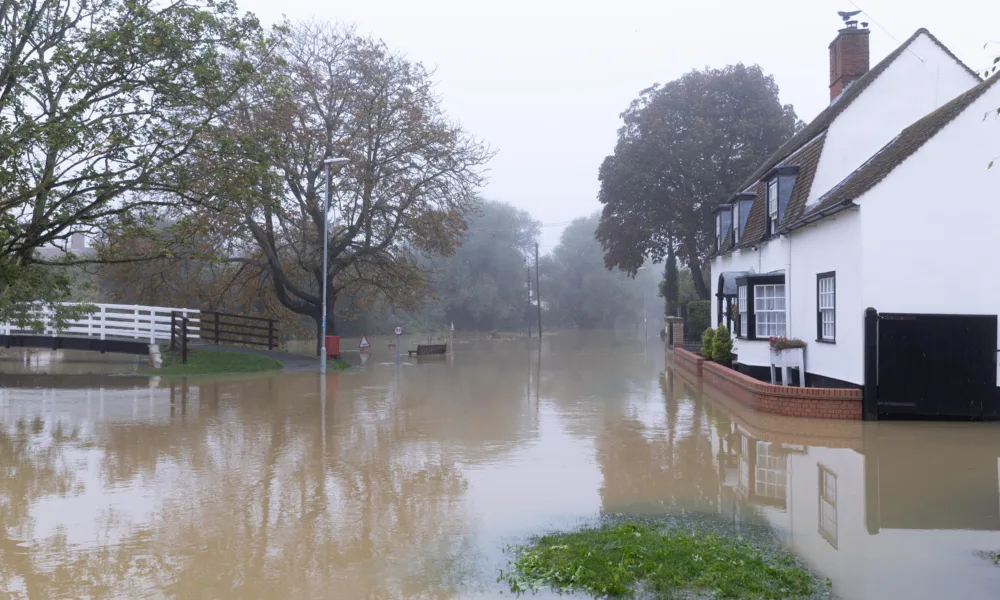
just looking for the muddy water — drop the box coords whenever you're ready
[0,333,999,599]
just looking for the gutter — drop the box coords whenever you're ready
[780,200,856,235]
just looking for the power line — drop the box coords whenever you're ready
[842,0,926,63]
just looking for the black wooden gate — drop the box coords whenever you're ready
[871,312,997,419]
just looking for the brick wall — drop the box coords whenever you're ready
[671,348,862,420]
[672,347,704,377]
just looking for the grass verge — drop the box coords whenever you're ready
[155,348,283,375]
[328,358,351,371]
[499,519,819,599]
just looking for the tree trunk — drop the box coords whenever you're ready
[689,260,710,301]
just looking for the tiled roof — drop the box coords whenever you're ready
[734,28,979,197]
[785,74,1000,231]
[734,133,826,249]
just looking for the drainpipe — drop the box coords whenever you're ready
[786,233,792,335]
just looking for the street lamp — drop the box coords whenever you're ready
[320,156,350,374]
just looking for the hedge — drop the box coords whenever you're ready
[686,300,710,341]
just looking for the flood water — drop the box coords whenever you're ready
[1,333,999,599]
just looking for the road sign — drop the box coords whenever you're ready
[359,335,371,350]
[394,326,403,336]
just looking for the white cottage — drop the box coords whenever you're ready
[711,21,1000,418]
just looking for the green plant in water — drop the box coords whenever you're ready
[498,521,815,599]
[701,327,715,357]
[712,324,733,364]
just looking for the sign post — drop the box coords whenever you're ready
[359,335,371,351]
[394,326,403,363]
[449,322,454,354]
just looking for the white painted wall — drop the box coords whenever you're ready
[786,211,864,385]
[807,33,980,206]
[713,211,863,385]
[712,239,788,369]
[859,81,1000,381]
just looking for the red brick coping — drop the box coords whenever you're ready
[671,348,862,420]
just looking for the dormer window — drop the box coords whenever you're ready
[732,202,740,244]
[714,206,731,252]
[767,177,779,235]
[716,213,722,251]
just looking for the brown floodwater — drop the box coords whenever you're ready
[0,333,999,599]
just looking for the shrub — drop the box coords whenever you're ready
[701,327,715,357]
[686,300,710,341]
[712,324,733,364]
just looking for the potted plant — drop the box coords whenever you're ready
[768,337,806,387]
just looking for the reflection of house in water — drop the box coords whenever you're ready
[664,365,1000,599]
[710,413,1000,599]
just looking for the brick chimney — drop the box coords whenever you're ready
[829,24,870,101]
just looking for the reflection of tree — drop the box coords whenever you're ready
[597,377,720,515]
[0,372,517,598]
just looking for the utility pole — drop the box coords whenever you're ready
[534,243,542,339]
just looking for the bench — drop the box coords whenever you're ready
[407,344,447,356]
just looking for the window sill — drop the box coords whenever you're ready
[815,339,836,344]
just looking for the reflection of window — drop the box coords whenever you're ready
[738,436,750,495]
[754,441,787,501]
[819,466,838,548]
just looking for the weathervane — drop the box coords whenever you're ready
[837,9,867,29]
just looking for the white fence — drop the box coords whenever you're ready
[0,303,201,344]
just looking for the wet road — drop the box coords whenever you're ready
[0,333,998,599]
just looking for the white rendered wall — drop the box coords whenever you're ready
[807,33,979,207]
[786,211,864,385]
[859,81,1000,382]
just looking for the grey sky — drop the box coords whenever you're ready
[240,0,1000,252]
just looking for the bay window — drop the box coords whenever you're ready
[754,284,786,338]
[738,285,747,338]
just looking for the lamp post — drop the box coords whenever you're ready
[320,156,350,374]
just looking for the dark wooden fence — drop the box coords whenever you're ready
[170,311,191,363]
[199,311,278,350]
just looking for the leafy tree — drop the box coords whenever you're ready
[0,0,265,326]
[660,244,679,316]
[541,214,644,329]
[431,201,539,331]
[596,64,800,299]
[182,22,492,352]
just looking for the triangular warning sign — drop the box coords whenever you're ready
[359,335,371,350]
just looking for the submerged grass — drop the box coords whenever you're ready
[499,519,819,599]
[154,349,283,375]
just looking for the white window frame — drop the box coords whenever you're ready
[767,178,778,235]
[732,202,740,244]
[754,284,786,338]
[738,285,747,338]
[716,213,721,251]
[819,465,838,548]
[818,274,835,341]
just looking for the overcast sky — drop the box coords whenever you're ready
[239,0,1000,251]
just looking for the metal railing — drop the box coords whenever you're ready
[0,302,200,344]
